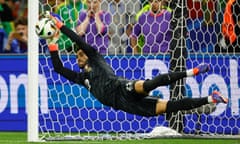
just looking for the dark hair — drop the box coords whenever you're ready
[14,16,27,27]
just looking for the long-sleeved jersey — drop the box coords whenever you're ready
[50,25,160,117]
[50,25,124,108]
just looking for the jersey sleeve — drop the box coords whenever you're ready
[59,25,98,57]
[50,51,85,84]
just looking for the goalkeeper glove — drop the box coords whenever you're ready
[45,11,63,29]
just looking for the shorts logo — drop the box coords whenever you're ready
[84,79,91,90]
[126,82,133,92]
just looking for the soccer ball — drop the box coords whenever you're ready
[35,18,57,39]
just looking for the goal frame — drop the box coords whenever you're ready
[27,0,240,141]
[27,0,39,142]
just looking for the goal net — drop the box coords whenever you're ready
[36,0,240,141]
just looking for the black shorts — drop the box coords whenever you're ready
[113,79,159,117]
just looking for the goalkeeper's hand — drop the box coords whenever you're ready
[44,11,51,18]
[44,11,63,29]
[44,11,63,52]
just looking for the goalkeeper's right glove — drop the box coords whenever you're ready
[48,44,58,52]
[45,11,63,29]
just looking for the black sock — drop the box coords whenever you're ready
[166,97,208,113]
[143,72,186,92]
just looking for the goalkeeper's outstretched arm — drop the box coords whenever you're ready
[48,44,84,83]
[50,14,97,57]
[46,30,85,84]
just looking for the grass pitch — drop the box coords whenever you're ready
[0,132,239,144]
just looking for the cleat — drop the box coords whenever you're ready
[211,91,228,104]
[193,63,210,75]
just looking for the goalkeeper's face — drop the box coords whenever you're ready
[76,49,88,68]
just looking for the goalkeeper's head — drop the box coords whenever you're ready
[76,49,89,69]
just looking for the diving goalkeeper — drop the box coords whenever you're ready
[43,14,228,117]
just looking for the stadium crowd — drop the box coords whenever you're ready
[0,0,239,54]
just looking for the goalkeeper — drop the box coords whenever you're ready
[44,15,228,117]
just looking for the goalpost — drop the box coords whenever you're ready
[27,0,39,142]
[28,0,240,141]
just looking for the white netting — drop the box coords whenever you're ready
[38,0,240,140]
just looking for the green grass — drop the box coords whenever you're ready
[0,132,239,144]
